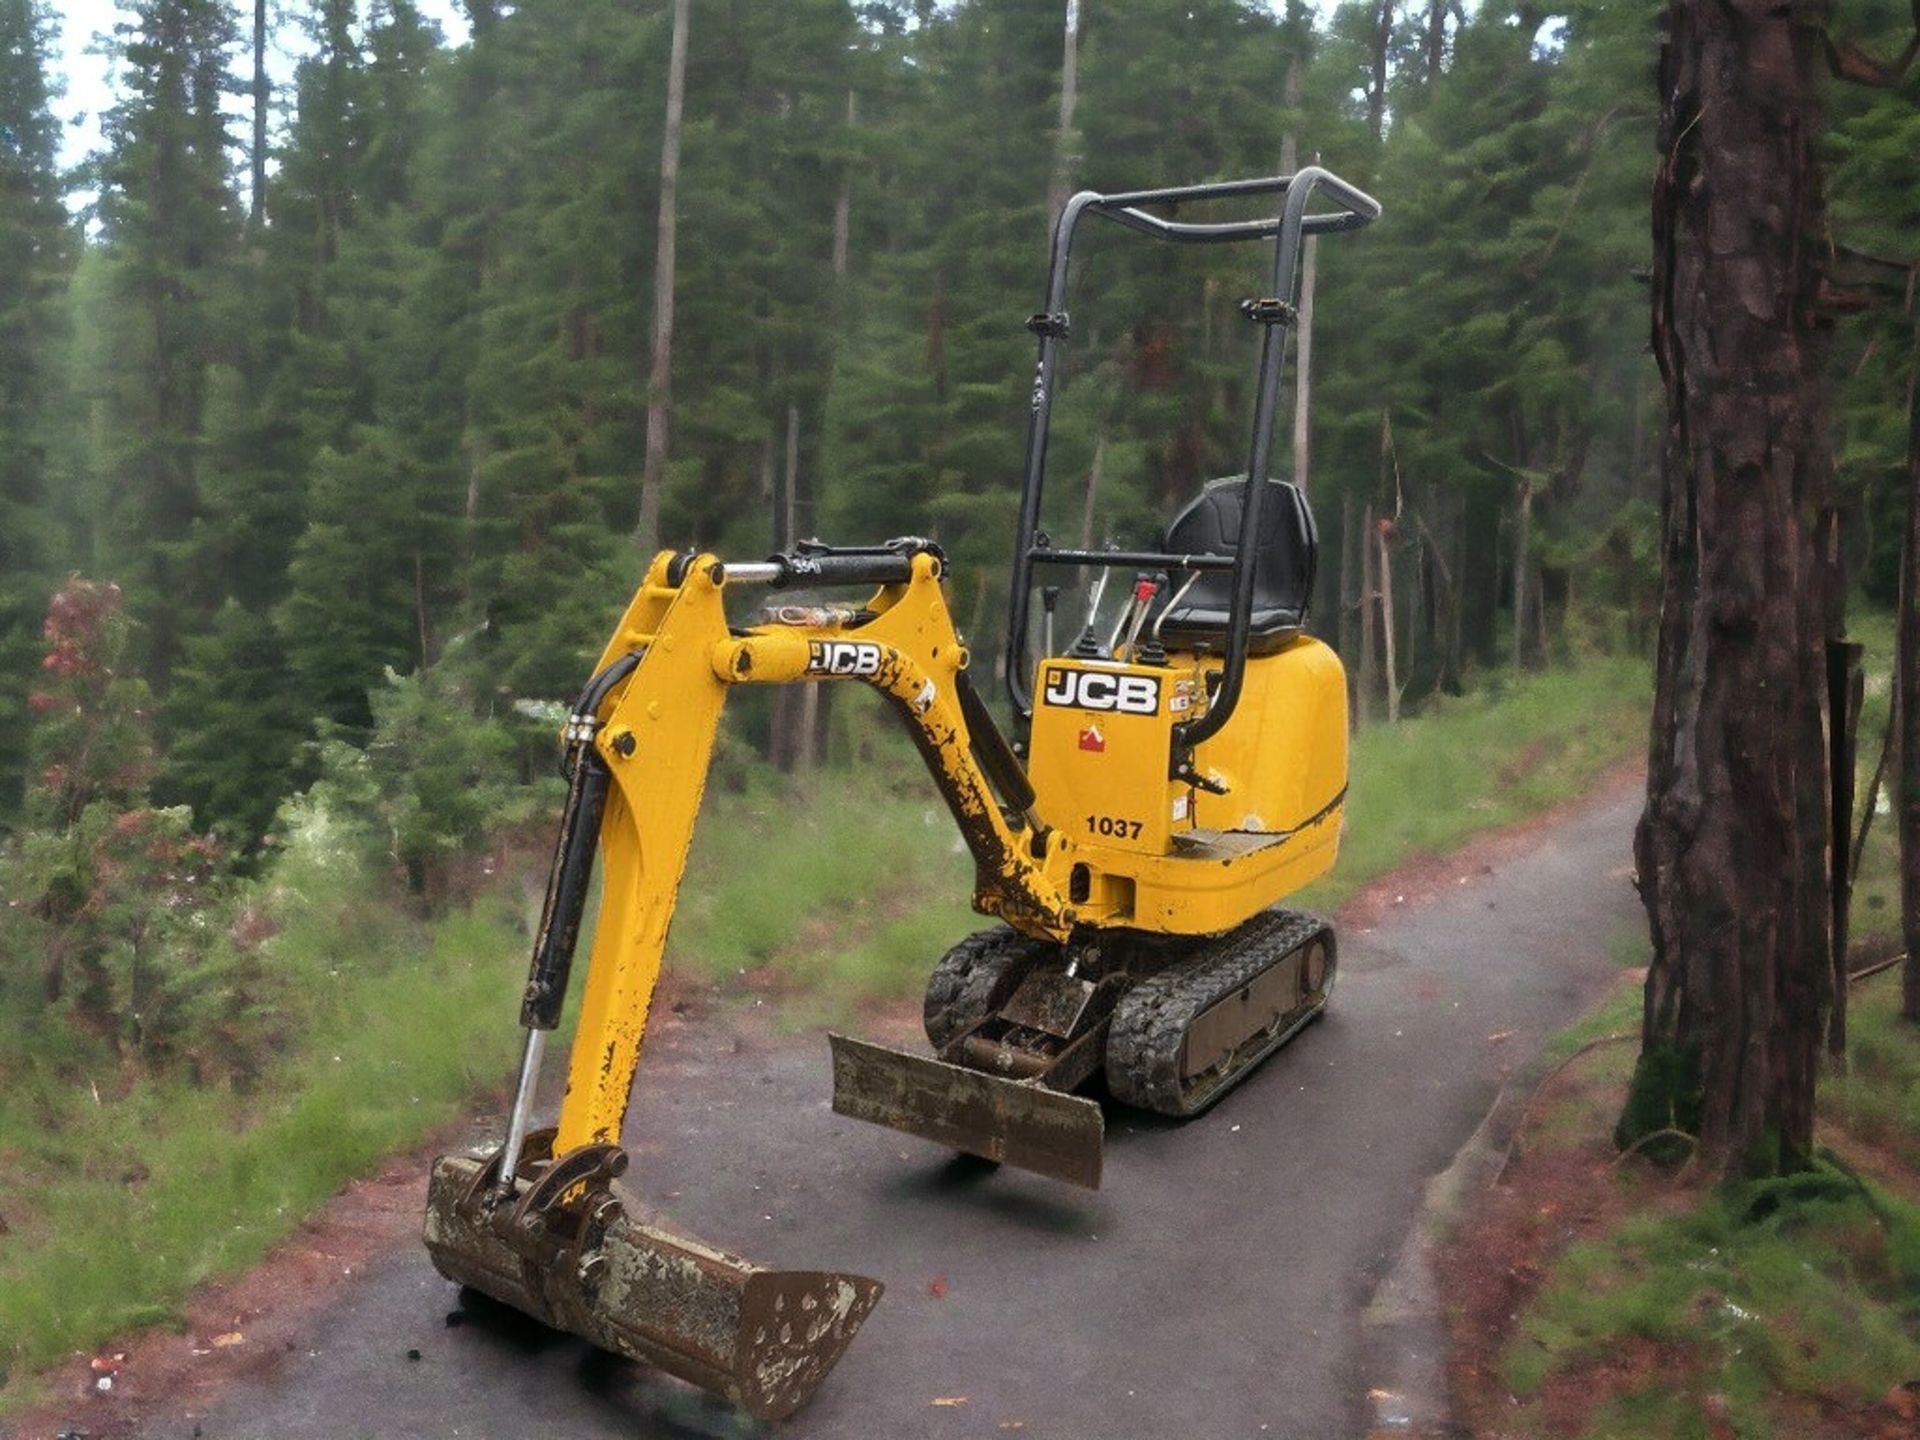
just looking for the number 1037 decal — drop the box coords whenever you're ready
[1085,813,1143,839]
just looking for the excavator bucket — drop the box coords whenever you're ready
[828,1033,1106,1189]
[424,1148,882,1422]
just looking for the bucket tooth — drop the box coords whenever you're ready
[828,1033,1105,1188]
[424,1153,881,1421]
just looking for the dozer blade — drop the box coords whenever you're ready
[424,1153,882,1421]
[828,1033,1105,1189]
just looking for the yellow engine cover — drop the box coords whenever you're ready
[1026,639,1348,936]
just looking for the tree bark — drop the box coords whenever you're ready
[635,0,691,552]
[832,90,855,281]
[1293,231,1317,490]
[1341,492,1361,714]
[1281,67,1316,493]
[785,404,818,779]
[1900,377,1920,1021]
[1367,0,1393,143]
[1620,0,1837,1177]
[1045,0,1082,234]
[1379,517,1400,723]
[1376,412,1401,721]
[1080,429,1105,552]
[1826,640,1863,1066]
[1358,502,1378,727]
[1512,476,1532,671]
[249,0,267,231]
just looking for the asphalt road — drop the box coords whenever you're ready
[165,787,1641,1440]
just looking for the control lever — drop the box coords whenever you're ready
[1071,564,1113,658]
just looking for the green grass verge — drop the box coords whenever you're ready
[1845,609,1903,949]
[1298,654,1648,912]
[0,895,527,1388]
[1489,923,1920,1440]
[1826,969,1920,1175]
[1503,1161,1920,1439]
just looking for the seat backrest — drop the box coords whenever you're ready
[1160,476,1318,637]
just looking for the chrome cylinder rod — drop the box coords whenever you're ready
[497,1027,547,1190]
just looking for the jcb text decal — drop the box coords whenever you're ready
[1042,667,1160,715]
[806,641,883,677]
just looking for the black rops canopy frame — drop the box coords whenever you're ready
[1003,167,1381,762]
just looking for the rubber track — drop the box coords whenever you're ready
[922,926,1055,1051]
[1105,908,1332,1117]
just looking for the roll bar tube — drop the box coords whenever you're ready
[1002,168,1381,757]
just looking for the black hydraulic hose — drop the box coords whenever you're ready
[520,649,641,1027]
[520,746,612,1030]
[955,668,1037,819]
[561,650,642,775]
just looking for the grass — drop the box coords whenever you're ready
[1826,969,1920,1174]
[1501,1162,1920,1439]
[1505,1167,1920,1436]
[1466,963,1920,1439]
[665,762,977,1012]
[0,890,529,1388]
[1299,653,1649,912]
[1844,609,1904,950]
[0,650,1650,1407]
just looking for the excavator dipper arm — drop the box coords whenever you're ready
[424,542,1068,1420]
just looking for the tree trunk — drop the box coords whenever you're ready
[1425,0,1446,80]
[1340,493,1360,714]
[635,0,691,553]
[249,0,267,230]
[1901,378,1920,1022]
[1827,640,1863,1066]
[1293,232,1317,489]
[766,426,795,774]
[1358,502,1378,727]
[832,90,855,281]
[1378,517,1399,724]
[1281,67,1316,493]
[1619,0,1836,1178]
[1045,0,1082,234]
[1367,0,1393,143]
[1080,428,1105,552]
[785,404,817,779]
[1512,477,1532,671]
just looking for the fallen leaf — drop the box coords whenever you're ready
[210,1332,245,1348]
[931,1396,968,1407]
[928,1276,948,1298]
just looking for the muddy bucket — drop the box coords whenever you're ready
[425,1151,882,1421]
[828,1033,1106,1188]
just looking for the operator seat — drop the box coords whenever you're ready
[1155,476,1318,656]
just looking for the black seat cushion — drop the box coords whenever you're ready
[1156,476,1318,656]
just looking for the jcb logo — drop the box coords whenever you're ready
[1042,667,1160,715]
[806,641,883,677]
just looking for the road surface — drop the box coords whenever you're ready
[138,786,1641,1440]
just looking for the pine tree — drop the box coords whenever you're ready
[0,0,73,820]
[94,0,242,681]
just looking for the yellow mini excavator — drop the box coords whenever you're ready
[424,167,1379,1420]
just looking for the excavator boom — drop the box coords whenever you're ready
[424,540,1071,1417]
